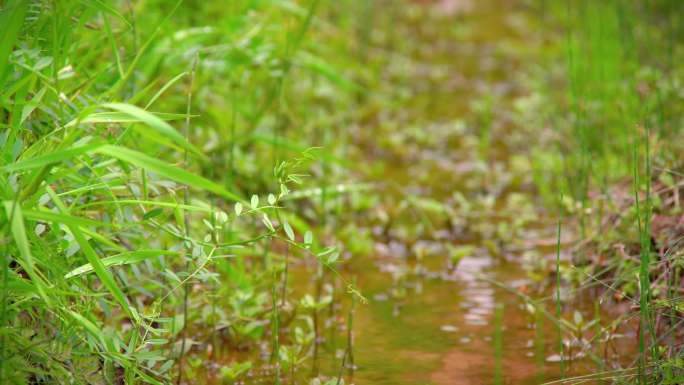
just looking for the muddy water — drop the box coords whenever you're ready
[330,261,551,384]
[195,1,638,384]
[297,1,634,384]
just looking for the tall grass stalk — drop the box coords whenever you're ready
[555,191,565,378]
[493,303,504,385]
[176,53,198,385]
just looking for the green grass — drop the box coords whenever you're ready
[0,0,357,383]
[2,0,684,384]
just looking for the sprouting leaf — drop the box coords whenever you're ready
[300,294,315,308]
[268,193,276,205]
[250,194,259,209]
[283,220,294,241]
[573,310,583,325]
[303,230,313,247]
[34,223,46,236]
[326,252,339,265]
[219,361,252,381]
[262,214,274,232]
[214,211,228,224]
[234,202,243,216]
[316,247,335,258]
[279,183,288,197]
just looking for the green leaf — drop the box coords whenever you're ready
[69,310,111,350]
[3,201,51,305]
[234,202,243,216]
[1,143,103,173]
[316,247,335,258]
[45,185,138,322]
[250,194,259,209]
[0,0,28,89]
[79,0,132,28]
[96,145,242,202]
[22,208,112,228]
[65,249,179,278]
[283,220,294,241]
[261,214,274,232]
[65,111,190,126]
[68,223,139,322]
[304,230,313,247]
[144,72,188,109]
[100,103,203,158]
[326,252,339,265]
[78,199,212,213]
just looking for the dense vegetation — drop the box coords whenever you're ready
[1,0,683,384]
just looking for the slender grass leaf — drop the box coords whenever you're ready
[65,249,180,279]
[144,72,188,109]
[1,143,102,173]
[100,103,203,157]
[0,0,28,89]
[96,145,243,202]
[69,224,139,322]
[22,209,112,228]
[3,201,51,305]
[283,220,294,241]
[103,13,124,77]
[45,187,138,321]
[262,214,274,232]
[79,0,132,27]
[65,111,191,126]
[77,199,213,213]
[20,86,46,124]
[69,310,115,351]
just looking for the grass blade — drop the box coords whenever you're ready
[22,209,113,228]
[96,144,243,202]
[101,103,204,158]
[0,0,28,89]
[65,249,180,278]
[65,111,190,126]
[3,201,51,305]
[45,188,139,322]
[1,143,103,173]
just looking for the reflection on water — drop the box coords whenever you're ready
[455,256,494,326]
[189,0,640,383]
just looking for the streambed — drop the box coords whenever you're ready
[192,1,638,383]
